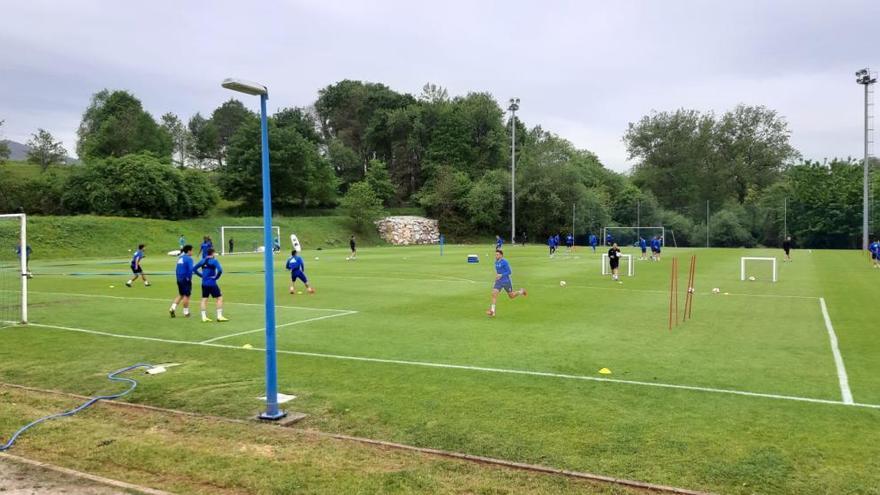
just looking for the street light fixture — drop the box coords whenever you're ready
[221,77,286,421]
[508,97,520,245]
[856,68,877,251]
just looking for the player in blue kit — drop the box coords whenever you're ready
[870,238,880,268]
[193,248,227,322]
[169,245,194,318]
[605,232,613,246]
[125,244,150,287]
[547,235,557,257]
[15,243,32,277]
[638,236,648,260]
[651,236,662,261]
[198,236,213,259]
[589,233,598,253]
[486,249,527,317]
[495,235,504,250]
[566,233,574,252]
[285,249,315,296]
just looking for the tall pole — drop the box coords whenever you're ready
[637,199,640,241]
[706,200,710,248]
[857,68,876,250]
[509,98,519,245]
[783,197,787,239]
[572,203,576,238]
[259,93,283,420]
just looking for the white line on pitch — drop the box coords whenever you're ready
[18,322,880,411]
[819,297,854,404]
[200,311,358,344]
[20,290,356,313]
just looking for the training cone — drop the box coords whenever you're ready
[598,368,612,375]
[242,344,253,349]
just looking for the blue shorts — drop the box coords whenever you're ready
[202,285,222,298]
[493,279,513,293]
[291,271,308,283]
[177,280,192,296]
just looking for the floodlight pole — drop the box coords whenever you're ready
[509,98,520,245]
[857,68,877,250]
[221,78,285,421]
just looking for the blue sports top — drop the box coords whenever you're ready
[286,255,305,273]
[131,249,144,267]
[194,257,223,286]
[495,258,512,282]
[175,254,194,282]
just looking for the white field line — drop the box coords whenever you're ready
[819,297,854,404]
[17,322,880,411]
[200,310,358,344]
[18,290,355,313]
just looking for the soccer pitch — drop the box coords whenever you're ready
[2,245,879,493]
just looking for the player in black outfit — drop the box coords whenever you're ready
[608,243,621,281]
[349,235,357,260]
[782,236,792,262]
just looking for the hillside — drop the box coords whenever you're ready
[0,214,387,259]
[1,140,78,164]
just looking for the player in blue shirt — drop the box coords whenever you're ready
[178,234,186,250]
[495,235,504,250]
[547,235,557,257]
[15,243,33,277]
[566,233,574,252]
[487,249,527,317]
[169,245,194,318]
[638,237,648,260]
[870,238,880,268]
[651,236,662,261]
[605,232,613,246]
[198,236,212,259]
[193,248,227,322]
[125,244,150,287]
[285,249,315,296]
[273,236,281,253]
[589,233,598,252]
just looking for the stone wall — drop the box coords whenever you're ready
[375,216,440,245]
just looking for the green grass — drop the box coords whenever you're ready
[0,160,75,180]
[0,214,385,259]
[1,244,879,494]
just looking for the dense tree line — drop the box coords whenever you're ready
[1,82,878,246]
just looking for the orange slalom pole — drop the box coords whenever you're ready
[684,255,696,320]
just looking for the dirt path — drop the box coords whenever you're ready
[0,456,135,494]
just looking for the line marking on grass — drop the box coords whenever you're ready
[17,290,356,313]
[17,322,880,411]
[819,297,854,404]
[200,310,359,344]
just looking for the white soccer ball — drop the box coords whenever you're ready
[346,257,350,261]
[748,276,756,281]
[315,257,319,260]
[712,288,720,294]
[559,280,567,287]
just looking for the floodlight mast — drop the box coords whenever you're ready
[508,97,520,245]
[221,77,285,421]
[856,68,877,251]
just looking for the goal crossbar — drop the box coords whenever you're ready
[220,225,282,256]
[740,256,777,282]
[0,213,27,323]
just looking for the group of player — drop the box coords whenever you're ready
[123,233,360,322]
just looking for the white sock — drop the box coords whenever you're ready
[217,309,223,318]
[170,303,177,311]
[183,308,190,316]
[201,310,207,319]
[490,304,496,311]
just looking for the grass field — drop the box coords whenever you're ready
[1,243,879,494]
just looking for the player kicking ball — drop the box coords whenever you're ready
[285,249,315,296]
[193,248,228,322]
[169,245,194,318]
[125,244,150,287]
[487,249,526,317]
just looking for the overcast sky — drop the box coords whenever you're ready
[1,0,878,172]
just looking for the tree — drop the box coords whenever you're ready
[274,107,321,144]
[465,169,509,230]
[0,120,10,164]
[26,129,67,170]
[187,113,221,169]
[417,165,473,234]
[160,113,189,168]
[211,99,255,166]
[327,138,363,190]
[340,181,385,232]
[365,159,396,206]
[76,90,172,161]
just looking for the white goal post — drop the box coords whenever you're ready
[601,253,634,277]
[741,257,777,282]
[0,213,27,324]
[602,226,665,247]
[220,226,282,256]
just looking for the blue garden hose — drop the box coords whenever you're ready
[1,363,153,451]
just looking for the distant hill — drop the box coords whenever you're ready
[1,140,78,164]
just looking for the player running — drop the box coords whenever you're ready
[589,233,598,253]
[548,234,557,257]
[169,245,194,318]
[782,236,792,262]
[608,243,622,281]
[125,244,150,287]
[193,248,227,322]
[349,235,357,260]
[638,236,648,260]
[286,249,315,295]
[486,249,526,317]
[495,235,504,250]
[870,238,880,268]
[605,232,613,246]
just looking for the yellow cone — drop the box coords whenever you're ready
[598,368,612,375]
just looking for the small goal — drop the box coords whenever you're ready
[0,213,27,325]
[601,253,634,277]
[220,226,282,256]
[740,257,777,282]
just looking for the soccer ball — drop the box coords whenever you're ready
[559,280,567,287]
[712,288,720,294]
[315,257,319,260]
[748,276,756,281]
[687,287,695,294]
[346,257,350,260]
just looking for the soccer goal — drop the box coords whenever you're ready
[741,257,777,282]
[602,226,665,247]
[601,253,634,277]
[220,226,282,255]
[0,214,27,325]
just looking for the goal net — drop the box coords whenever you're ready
[220,226,282,255]
[0,214,27,325]
[602,226,665,248]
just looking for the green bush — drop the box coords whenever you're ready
[708,208,755,247]
[340,181,386,232]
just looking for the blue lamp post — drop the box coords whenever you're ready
[221,78,285,420]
